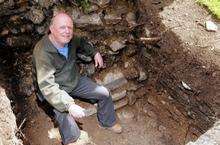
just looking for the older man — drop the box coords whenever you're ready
[32,12,122,145]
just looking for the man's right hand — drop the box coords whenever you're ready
[68,104,85,118]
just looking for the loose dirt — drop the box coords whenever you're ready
[1,0,219,145]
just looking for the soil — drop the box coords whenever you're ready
[24,88,183,145]
[23,0,219,144]
[0,0,219,145]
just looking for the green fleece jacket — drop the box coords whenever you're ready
[32,35,97,112]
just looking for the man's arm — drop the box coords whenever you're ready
[79,37,98,57]
[34,53,85,118]
[79,38,104,68]
[34,55,75,112]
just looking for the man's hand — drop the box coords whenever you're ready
[68,104,85,118]
[94,52,104,68]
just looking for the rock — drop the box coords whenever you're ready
[147,95,158,106]
[181,81,192,90]
[48,128,61,140]
[0,87,22,145]
[85,63,95,76]
[144,26,151,37]
[86,4,99,13]
[104,11,122,25]
[0,135,3,145]
[127,92,137,105]
[109,40,126,51]
[71,9,81,20]
[96,68,128,90]
[112,90,126,101]
[123,58,139,79]
[83,97,128,116]
[20,24,34,34]
[90,0,111,7]
[74,13,103,28]
[126,82,138,91]
[186,120,220,145]
[124,45,137,57]
[205,21,218,32]
[10,28,19,35]
[114,98,128,110]
[35,0,54,9]
[126,12,137,27]
[75,130,92,145]
[138,67,148,81]
[36,25,46,35]
[158,125,166,133]
[6,35,33,48]
[117,108,135,122]
[213,41,220,55]
[0,28,9,36]
[141,46,152,60]
[26,8,45,24]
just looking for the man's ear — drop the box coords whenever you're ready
[49,25,54,34]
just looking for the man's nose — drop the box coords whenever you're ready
[65,27,71,33]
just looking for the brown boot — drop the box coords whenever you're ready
[107,123,122,134]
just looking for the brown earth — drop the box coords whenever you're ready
[0,0,219,145]
[23,0,219,144]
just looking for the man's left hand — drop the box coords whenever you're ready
[94,52,104,68]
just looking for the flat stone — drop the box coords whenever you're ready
[26,8,45,24]
[205,21,218,32]
[126,12,137,27]
[83,98,128,116]
[104,12,122,25]
[109,40,126,52]
[98,69,128,90]
[112,90,126,101]
[74,13,103,28]
[105,77,128,90]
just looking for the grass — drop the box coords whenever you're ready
[196,0,220,19]
[75,0,91,13]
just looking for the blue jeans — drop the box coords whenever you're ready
[54,76,116,145]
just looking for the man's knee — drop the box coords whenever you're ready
[94,86,110,97]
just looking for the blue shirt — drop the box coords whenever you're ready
[57,44,69,59]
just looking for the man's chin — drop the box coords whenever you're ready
[62,39,71,44]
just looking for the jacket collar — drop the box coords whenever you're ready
[42,35,73,53]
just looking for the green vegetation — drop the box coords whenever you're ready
[75,0,91,13]
[197,0,220,19]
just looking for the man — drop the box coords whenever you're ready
[32,12,122,145]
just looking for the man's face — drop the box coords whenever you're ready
[50,14,73,45]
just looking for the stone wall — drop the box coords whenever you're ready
[0,86,22,145]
